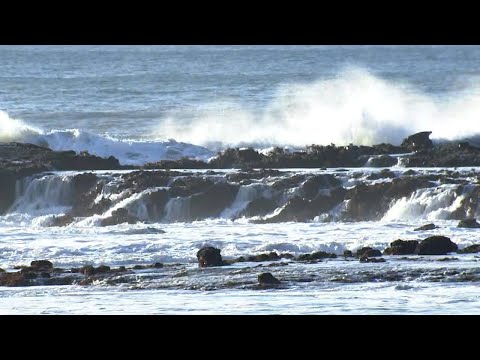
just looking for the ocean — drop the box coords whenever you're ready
[2,45,480,314]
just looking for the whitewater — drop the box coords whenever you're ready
[3,45,480,314]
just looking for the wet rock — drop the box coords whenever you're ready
[29,260,53,272]
[95,265,111,274]
[403,169,416,176]
[297,251,337,261]
[259,187,346,223]
[169,176,214,198]
[209,147,266,168]
[457,244,480,254]
[226,169,281,183]
[415,235,458,255]
[0,272,33,287]
[144,189,169,220]
[71,173,97,194]
[44,276,76,286]
[80,265,96,276]
[258,272,280,285]
[343,250,353,258]
[457,219,480,228]
[245,252,281,262]
[366,155,398,167]
[436,257,459,262]
[401,131,433,151]
[119,171,172,194]
[300,174,341,199]
[197,246,223,267]
[189,182,239,220]
[414,223,437,231]
[150,262,164,268]
[50,214,75,227]
[384,240,419,255]
[0,169,16,215]
[100,208,140,226]
[360,256,386,263]
[344,177,433,221]
[241,197,278,217]
[355,247,382,258]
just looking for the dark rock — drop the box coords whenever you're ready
[401,131,433,151]
[355,247,382,258]
[189,182,239,220]
[403,169,416,176]
[100,208,140,226]
[50,214,75,227]
[360,257,386,263]
[241,197,278,217]
[71,173,97,194]
[169,176,214,198]
[457,219,480,228]
[297,251,337,261]
[29,260,53,272]
[415,236,458,255]
[143,189,169,221]
[366,155,398,167]
[44,276,76,286]
[226,169,281,183]
[343,250,353,258]
[258,187,346,223]
[80,265,96,276]
[0,272,33,287]
[197,246,223,267]
[246,252,281,262]
[0,169,16,215]
[258,272,280,285]
[457,244,480,254]
[300,174,341,199]
[95,265,111,274]
[384,240,419,255]
[150,262,164,268]
[344,177,433,221]
[414,223,437,231]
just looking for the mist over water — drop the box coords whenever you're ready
[156,68,480,149]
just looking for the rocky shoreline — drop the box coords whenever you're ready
[1,233,479,289]
[4,131,480,223]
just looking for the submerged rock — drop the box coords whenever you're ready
[258,272,280,285]
[414,223,437,231]
[197,246,223,267]
[457,219,480,228]
[457,244,480,254]
[297,251,337,261]
[355,247,382,258]
[360,257,386,263]
[415,236,458,255]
